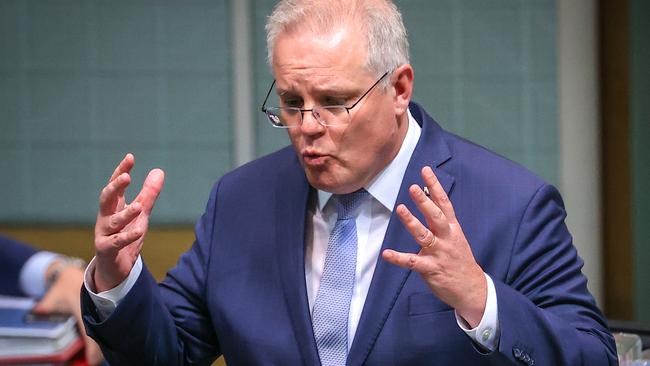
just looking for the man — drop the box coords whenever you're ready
[0,235,104,365]
[81,0,617,365]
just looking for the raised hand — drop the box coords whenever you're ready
[93,153,165,292]
[382,166,487,327]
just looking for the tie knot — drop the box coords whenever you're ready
[333,189,368,220]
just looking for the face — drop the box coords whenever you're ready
[272,24,409,194]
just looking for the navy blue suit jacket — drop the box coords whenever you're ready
[82,103,617,365]
[0,235,38,297]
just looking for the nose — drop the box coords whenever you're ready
[299,108,326,135]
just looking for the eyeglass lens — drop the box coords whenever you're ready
[267,106,349,128]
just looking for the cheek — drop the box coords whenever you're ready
[287,129,302,148]
[349,118,393,151]
[334,130,379,170]
[347,119,399,164]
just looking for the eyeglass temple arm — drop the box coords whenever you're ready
[345,71,390,111]
[261,71,388,113]
[261,80,277,112]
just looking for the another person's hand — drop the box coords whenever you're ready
[382,166,487,327]
[93,153,165,292]
[32,264,104,365]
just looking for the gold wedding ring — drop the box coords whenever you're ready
[423,234,436,249]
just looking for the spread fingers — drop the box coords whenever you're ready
[99,173,131,216]
[421,166,456,222]
[396,204,438,250]
[99,227,145,251]
[101,202,142,235]
[408,184,451,237]
[382,249,431,273]
[108,153,135,183]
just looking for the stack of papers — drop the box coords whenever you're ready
[0,296,82,365]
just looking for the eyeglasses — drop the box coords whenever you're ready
[260,71,390,129]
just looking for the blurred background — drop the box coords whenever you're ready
[0,0,647,346]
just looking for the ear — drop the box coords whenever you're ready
[391,63,414,117]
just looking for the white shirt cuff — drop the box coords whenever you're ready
[83,255,143,320]
[455,273,499,352]
[19,251,60,298]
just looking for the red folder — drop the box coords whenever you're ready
[0,337,84,365]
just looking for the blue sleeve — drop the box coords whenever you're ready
[0,235,39,297]
[494,185,617,365]
[81,181,221,366]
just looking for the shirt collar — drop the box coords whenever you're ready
[317,110,422,211]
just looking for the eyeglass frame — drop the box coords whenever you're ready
[260,71,390,128]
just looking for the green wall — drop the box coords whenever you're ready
[1,0,559,225]
[631,0,650,321]
[0,0,233,224]
[253,0,559,186]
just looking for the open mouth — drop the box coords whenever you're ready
[302,151,329,166]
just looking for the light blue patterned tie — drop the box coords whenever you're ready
[312,189,368,366]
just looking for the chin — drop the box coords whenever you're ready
[305,170,338,193]
[306,175,336,193]
[305,171,360,194]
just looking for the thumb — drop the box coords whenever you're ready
[135,168,165,215]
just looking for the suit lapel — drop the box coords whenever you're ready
[347,103,455,366]
[275,156,321,365]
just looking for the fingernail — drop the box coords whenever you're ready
[409,184,421,195]
[398,205,410,216]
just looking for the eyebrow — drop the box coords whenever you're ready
[276,85,360,97]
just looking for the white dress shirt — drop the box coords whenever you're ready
[19,251,59,298]
[85,110,499,351]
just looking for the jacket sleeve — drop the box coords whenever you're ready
[81,181,222,366]
[493,184,617,365]
[0,235,39,297]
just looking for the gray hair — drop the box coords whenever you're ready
[265,0,410,83]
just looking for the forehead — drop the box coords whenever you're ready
[271,24,372,89]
